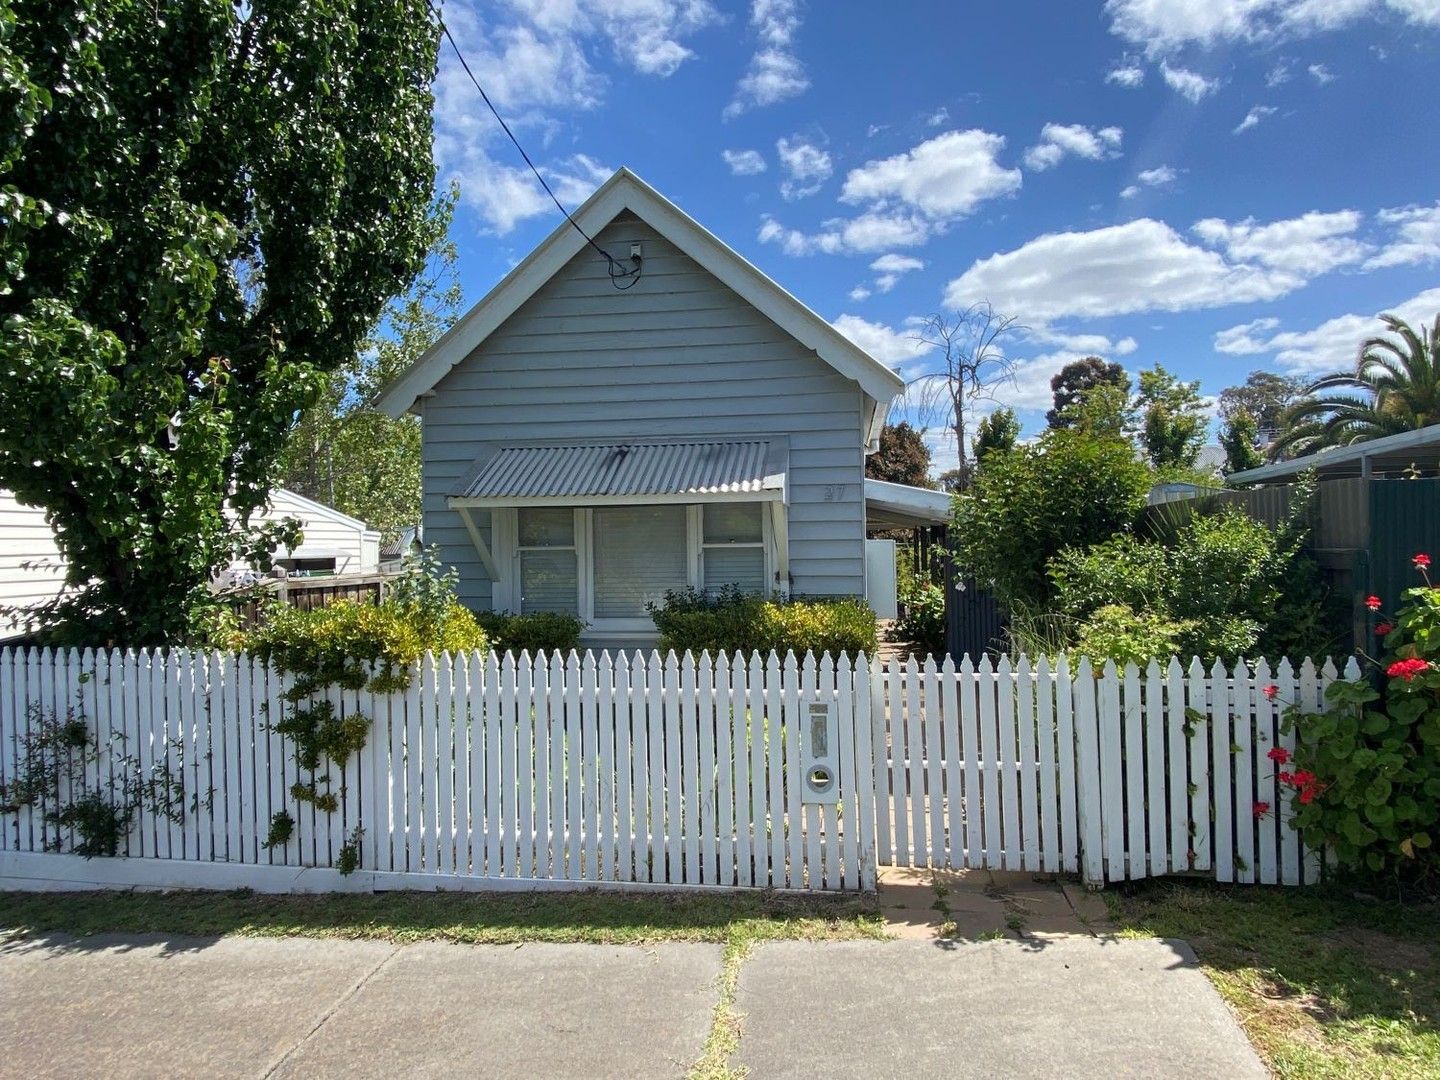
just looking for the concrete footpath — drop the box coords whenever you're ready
[0,931,1266,1079]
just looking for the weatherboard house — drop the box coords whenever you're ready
[377,168,949,649]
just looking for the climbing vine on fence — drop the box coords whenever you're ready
[0,702,193,858]
[235,550,486,871]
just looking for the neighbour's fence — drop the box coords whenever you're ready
[876,655,1356,886]
[0,648,872,894]
[227,573,391,629]
[0,647,1357,894]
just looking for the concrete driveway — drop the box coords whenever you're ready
[0,931,1265,1079]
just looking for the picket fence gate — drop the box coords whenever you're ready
[875,654,1357,886]
[0,647,872,893]
[0,647,1356,894]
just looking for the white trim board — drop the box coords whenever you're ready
[375,168,903,443]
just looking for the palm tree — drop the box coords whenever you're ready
[1269,313,1440,460]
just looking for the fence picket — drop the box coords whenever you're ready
[532,652,551,879]
[852,653,878,891]
[1232,660,1256,885]
[1253,658,1278,885]
[1035,657,1059,873]
[698,652,719,884]
[1054,655,1078,875]
[1210,658,1234,883]
[976,657,1002,868]
[1187,658,1210,872]
[517,652,535,879]
[1276,658,1301,886]
[1016,656,1039,871]
[887,659,908,866]
[746,652,766,887]
[724,653,745,888]
[1096,662,1124,879]
[783,652,803,888]
[922,657,944,867]
[565,652,584,879]
[646,652,666,884]
[765,652,784,888]
[1165,658,1188,874]
[613,652,634,881]
[1144,660,1168,878]
[939,655,962,868]
[1122,663,1145,880]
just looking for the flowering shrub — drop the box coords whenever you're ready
[1279,554,1440,879]
[649,587,878,657]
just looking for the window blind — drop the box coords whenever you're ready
[593,506,687,618]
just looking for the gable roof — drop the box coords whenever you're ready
[375,168,904,439]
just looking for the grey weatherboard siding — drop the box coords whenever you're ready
[422,211,868,612]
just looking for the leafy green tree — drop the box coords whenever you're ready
[1219,407,1265,475]
[1046,356,1130,428]
[1135,364,1208,471]
[278,188,462,542]
[0,0,439,644]
[1217,371,1306,442]
[1271,313,1440,460]
[973,407,1020,463]
[866,421,933,488]
[1059,381,1133,439]
[950,428,1152,608]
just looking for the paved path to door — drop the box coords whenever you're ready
[0,928,1265,1079]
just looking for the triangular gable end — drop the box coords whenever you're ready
[376,168,903,443]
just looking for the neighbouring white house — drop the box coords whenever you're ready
[377,168,949,648]
[0,487,381,640]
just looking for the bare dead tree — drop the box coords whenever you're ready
[906,302,1025,487]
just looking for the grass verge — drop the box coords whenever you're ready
[1107,879,1440,1080]
[0,887,886,948]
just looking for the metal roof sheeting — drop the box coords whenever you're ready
[452,440,787,503]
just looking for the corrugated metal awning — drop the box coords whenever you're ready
[449,439,789,507]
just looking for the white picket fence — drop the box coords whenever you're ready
[876,654,1357,886]
[0,647,1357,893]
[0,647,872,893]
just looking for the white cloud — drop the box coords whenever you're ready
[839,129,1023,219]
[1365,202,1440,269]
[724,0,809,118]
[1233,104,1278,133]
[757,209,931,256]
[927,107,950,126]
[1191,209,1368,274]
[1023,123,1124,171]
[1308,62,1335,83]
[722,148,767,175]
[776,136,832,200]
[848,285,872,302]
[869,253,925,292]
[1211,286,1440,374]
[1159,60,1220,101]
[434,3,709,233]
[1025,326,1140,356]
[1266,58,1295,85]
[943,217,1301,321]
[1106,58,1146,86]
[1105,0,1440,57]
[1120,164,1178,198]
[831,314,934,365]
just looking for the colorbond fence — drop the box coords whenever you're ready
[0,647,1356,893]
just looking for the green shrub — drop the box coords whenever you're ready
[1280,557,1440,881]
[1072,604,1197,667]
[476,611,586,656]
[1049,505,1336,662]
[895,575,946,658]
[950,427,1152,608]
[649,587,878,657]
[240,597,487,696]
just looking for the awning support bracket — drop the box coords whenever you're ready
[455,505,499,579]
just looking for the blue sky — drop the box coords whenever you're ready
[433,0,1440,471]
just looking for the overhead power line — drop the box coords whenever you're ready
[425,0,642,290]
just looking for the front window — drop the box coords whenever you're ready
[517,508,578,615]
[702,503,765,595]
[593,505,688,617]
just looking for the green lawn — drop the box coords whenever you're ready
[1108,880,1440,1080]
[0,887,885,948]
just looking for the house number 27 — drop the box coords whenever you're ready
[822,485,848,502]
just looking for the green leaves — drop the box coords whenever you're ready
[0,0,439,644]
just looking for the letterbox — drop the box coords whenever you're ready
[800,699,840,804]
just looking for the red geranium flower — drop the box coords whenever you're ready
[1415,553,1432,570]
[1262,684,1279,699]
[1267,746,1290,764]
[1387,657,1432,682]
[1253,801,1270,818]
[1365,595,1383,611]
[1298,786,1317,805]
[1291,770,1316,786]
[1376,622,1394,636]
[1277,770,1294,785]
